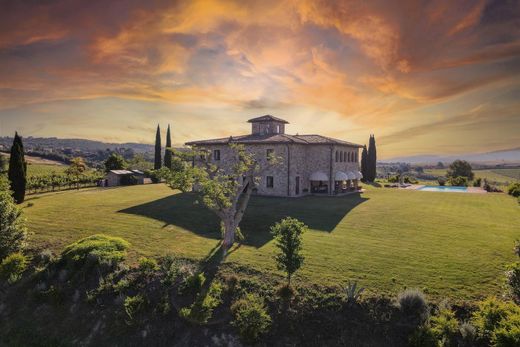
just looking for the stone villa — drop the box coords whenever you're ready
[186,115,363,197]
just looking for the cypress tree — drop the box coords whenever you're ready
[361,145,368,182]
[164,124,172,169]
[8,132,27,204]
[367,135,377,182]
[154,124,162,170]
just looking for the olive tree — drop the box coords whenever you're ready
[166,144,280,250]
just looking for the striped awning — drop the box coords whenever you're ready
[335,171,349,181]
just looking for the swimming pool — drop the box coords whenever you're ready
[418,186,468,192]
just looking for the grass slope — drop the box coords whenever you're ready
[24,184,520,300]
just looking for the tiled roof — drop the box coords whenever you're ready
[247,115,289,124]
[186,133,363,147]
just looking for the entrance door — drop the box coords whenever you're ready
[295,176,300,195]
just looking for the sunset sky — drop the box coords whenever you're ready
[0,0,519,159]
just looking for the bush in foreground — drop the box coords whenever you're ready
[507,182,520,197]
[471,297,520,345]
[397,288,429,325]
[231,293,271,344]
[61,234,130,273]
[0,252,28,284]
[506,262,520,303]
[0,175,28,261]
[179,280,223,324]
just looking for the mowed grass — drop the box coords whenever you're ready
[23,184,520,300]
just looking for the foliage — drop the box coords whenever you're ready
[26,171,103,194]
[473,177,482,187]
[404,176,418,184]
[505,262,520,303]
[438,177,446,186]
[231,293,271,344]
[514,240,520,258]
[179,280,223,324]
[448,176,468,187]
[164,124,172,169]
[471,297,520,345]
[366,135,377,182]
[8,132,27,203]
[0,175,28,260]
[104,153,127,173]
[430,308,459,346]
[345,280,365,305]
[180,272,206,295]
[65,157,88,189]
[270,217,307,286]
[61,234,129,272]
[124,294,146,322]
[397,288,429,325]
[154,124,162,170]
[167,143,281,248]
[0,252,27,284]
[507,182,520,198]
[126,154,153,171]
[447,160,474,180]
[361,145,368,181]
[0,154,7,173]
[138,257,159,279]
[408,325,438,347]
[459,322,477,347]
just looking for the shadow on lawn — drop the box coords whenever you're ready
[119,192,368,248]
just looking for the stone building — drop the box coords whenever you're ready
[186,115,363,197]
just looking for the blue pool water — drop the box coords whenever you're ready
[418,185,468,192]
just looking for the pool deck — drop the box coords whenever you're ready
[403,185,487,193]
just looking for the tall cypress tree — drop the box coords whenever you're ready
[8,132,27,204]
[154,124,162,170]
[367,135,377,182]
[164,124,172,169]
[360,145,368,182]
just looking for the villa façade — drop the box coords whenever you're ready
[186,115,364,197]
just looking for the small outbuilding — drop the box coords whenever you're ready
[105,169,145,187]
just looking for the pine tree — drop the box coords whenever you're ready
[8,132,27,204]
[164,124,172,169]
[154,124,162,170]
[360,145,368,182]
[367,135,377,182]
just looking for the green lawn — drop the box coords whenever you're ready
[23,184,520,301]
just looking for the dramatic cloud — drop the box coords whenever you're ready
[0,0,519,157]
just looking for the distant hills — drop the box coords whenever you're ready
[0,136,154,153]
[384,147,520,165]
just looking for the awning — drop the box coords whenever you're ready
[356,171,363,179]
[335,171,349,181]
[310,171,329,181]
[346,171,357,180]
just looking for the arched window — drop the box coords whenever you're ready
[335,151,339,162]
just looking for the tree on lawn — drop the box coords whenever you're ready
[366,135,377,182]
[8,132,27,204]
[447,159,474,180]
[154,124,162,170]
[164,124,172,169]
[271,217,307,287]
[360,145,368,182]
[0,175,28,260]
[104,153,127,173]
[166,144,281,251]
[65,157,88,189]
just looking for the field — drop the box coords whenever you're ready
[26,163,68,176]
[23,184,520,301]
[424,168,520,187]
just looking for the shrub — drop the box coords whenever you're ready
[124,294,146,322]
[404,176,418,184]
[447,160,474,180]
[0,252,28,283]
[459,322,477,347]
[231,293,272,344]
[438,177,446,186]
[61,234,129,273]
[448,176,468,187]
[138,257,159,276]
[505,262,520,303]
[344,280,364,305]
[473,177,482,187]
[472,297,520,345]
[430,308,459,346]
[179,272,206,295]
[506,182,520,197]
[408,325,438,347]
[35,249,55,266]
[397,288,429,325]
[0,175,28,261]
[180,280,223,324]
[388,175,399,183]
